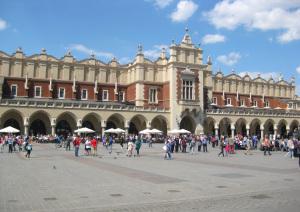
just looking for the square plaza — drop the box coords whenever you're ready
[1,143,299,212]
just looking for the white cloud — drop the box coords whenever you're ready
[69,44,114,59]
[0,18,8,30]
[171,0,198,22]
[202,34,226,44]
[144,44,168,59]
[150,0,174,9]
[205,0,300,43]
[238,71,281,80]
[296,66,300,74]
[217,52,241,66]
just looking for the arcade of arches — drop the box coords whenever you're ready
[0,109,299,138]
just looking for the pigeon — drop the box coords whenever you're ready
[53,165,56,170]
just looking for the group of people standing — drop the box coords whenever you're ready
[0,134,33,158]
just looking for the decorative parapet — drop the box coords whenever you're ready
[0,98,169,113]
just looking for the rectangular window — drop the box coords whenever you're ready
[239,99,245,107]
[149,88,157,103]
[212,97,217,105]
[11,84,17,97]
[58,88,65,99]
[288,103,293,109]
[102,90,109,101]
[119,91,125,102]
[253,100,258,107]
[81,89,88,100]
[226,98,231,105]
[34,86,42,98]
[182,80,194,100]
[264,101,270,108]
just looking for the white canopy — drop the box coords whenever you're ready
[104,128,125,134]
[168,129,191,134]
[139,128,163,135]
[74,127,95,134]
[0,126,20,133]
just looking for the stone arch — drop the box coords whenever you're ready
[235,118,247,136]
[29,110,51,136]
[151,115,168,134]
[289,120,299,137]
[56,112,77,136]
[82,113,102,134]
[219,117,232,137]
[180,115,196,133]
[0,109,24,134]
[128,114,147,135]
[250,119,261,137]
[203,117,215,135]
[106,113,125,129]
[264,119,275,137]
[277,119,287,138]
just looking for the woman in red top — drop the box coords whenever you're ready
[91,137,97,156]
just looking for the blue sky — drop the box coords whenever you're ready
[0,0,300,94]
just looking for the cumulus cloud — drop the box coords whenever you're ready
[202,34,226,44]
[69,44,114,59]
[217,52,241,66]
[0,18,8,30]
[205,0,300,43]
[238,71,281,80]
[144,44,169,59]
[148,0,174,9]
[296,66,300,74]
[171,0,198,22]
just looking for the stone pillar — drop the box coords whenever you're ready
[274,124,278,139]
[231,124,235,138]
[260,126,264,140]
[125,120,130,135]
[101,120,107,137]
[246,125,250,137]
[24,125,29,136]
[146,121,151,129]
[51,118,56,136]
[214,123,219,137]
[77,119,82,132]
[195,123,204,135]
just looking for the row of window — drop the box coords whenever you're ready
[212,97,270,108]
[10,84,159,103]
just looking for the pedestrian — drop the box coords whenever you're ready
[7,135,13,153]
[202,136,208,152]
[65,134,72,151]
[127,140,134,157]
[296,141,300,167]
[91,137,97,156]
[25,141,32,158]
[262,135,271,156]
[285,137,295,159]
[198,136,202,152]
[73,135,81,157]
[135,137,142,156]
[190,136,196,154]
[85,138,91,156]
[218,138,225,157]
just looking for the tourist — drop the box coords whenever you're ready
[25,141,32,158]
[65,134,72,151]
[181,137,187,153]
[91,136,97,156]
[85,137,92,156]
[127,140,134,157]
[189,136,196,154]
[198,135,202,152]
[7,135,13,153]
[218,137,225,157]
[202,136,208,153]
[73,135,81,157]
[135,136,142,157]
[262,135,271,156]
[285,137,295,159]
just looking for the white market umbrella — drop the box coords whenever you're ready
[115,128,126,134]
[168,129,191,134]
[104,128,115,133]
[178,129,191,134]
[139,129,152,134]
[0,126,20,133]
[74,127,95,134]
[150,128,163,134]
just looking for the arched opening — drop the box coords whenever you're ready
[0,109,24,134]
[151,115,168,134]
[250,119,261,137]
[203,117,215,135]
[128,115,147,135]
[82,113,101,134]
[235,118,247,136]
[264,119,274,137]
[180,116,196,133]
[219,118,231,137]
[289,120,299,137]
[106,113,125,130]
[277,119,287,138]
[56,112,77,137]
[29,110,51,136]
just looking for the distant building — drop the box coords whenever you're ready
[0,29,299,138]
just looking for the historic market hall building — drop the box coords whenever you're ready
[0,29,299,138]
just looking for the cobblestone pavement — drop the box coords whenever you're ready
[1,143,299,212]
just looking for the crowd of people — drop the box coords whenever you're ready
[1,132,300,167]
